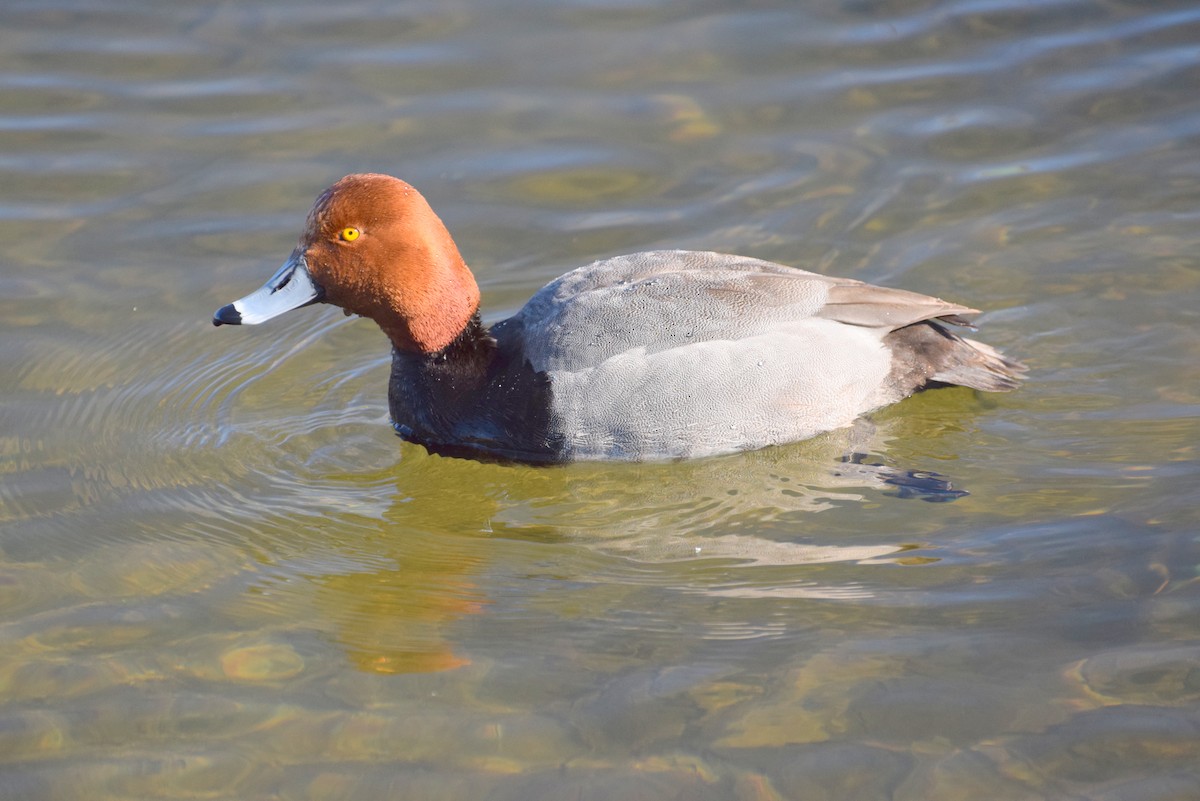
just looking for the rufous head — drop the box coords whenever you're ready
[214,174,480,354]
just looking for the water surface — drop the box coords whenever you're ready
[2,0,1199,798]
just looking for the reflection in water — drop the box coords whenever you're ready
[313,478,497,675]
[315,564,482,674]
[219,402,995,674]
[276,418,958,673]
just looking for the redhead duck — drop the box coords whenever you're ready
[214,173,1024,463]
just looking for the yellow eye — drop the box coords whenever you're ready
[340,227,360,242]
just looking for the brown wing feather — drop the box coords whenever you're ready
[820,281,979,330]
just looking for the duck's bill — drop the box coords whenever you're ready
[213,250,324,326]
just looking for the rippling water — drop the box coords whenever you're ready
[2,0,1199,798]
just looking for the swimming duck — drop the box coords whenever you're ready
[214,173,1023,463]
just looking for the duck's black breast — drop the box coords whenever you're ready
[387,314,565,463]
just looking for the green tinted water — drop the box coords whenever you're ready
[2,1,1199,798]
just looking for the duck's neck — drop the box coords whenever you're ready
[426,312,495,364]
[375,233,482,355]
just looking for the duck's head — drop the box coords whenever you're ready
[213,173,480,353]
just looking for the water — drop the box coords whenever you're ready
[2,0,1199,798]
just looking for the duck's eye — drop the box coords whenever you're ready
[339,227,361,242]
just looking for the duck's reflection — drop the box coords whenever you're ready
[291,412,975,673]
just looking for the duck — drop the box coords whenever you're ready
[213,173,1024,463]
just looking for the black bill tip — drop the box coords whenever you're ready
[212,303,242,326]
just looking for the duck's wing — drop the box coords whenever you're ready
[506,251,979,373]
[818,280,979,329]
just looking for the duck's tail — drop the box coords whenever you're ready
[884,318,1027,395]
[926,320,1027,392]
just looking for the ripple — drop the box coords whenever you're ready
[1,0,1198,794]
[0,300,404,563]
